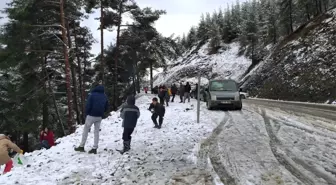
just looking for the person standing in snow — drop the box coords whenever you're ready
[179,82,185,103]
[39,126,55,149]
[0,134,23,172]
[184,82,191,103]
[165,86,170,106]
[119,96,140,153]
[170,84,177,102]
[75,85,109,154]
[158,86,166,105]
[148,97,165,129]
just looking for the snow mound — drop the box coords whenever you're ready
[0,95,225,185]
[154,42,251,86]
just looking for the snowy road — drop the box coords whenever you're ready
[1,95,335,185]
[200,100,336,185]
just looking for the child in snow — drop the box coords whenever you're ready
[0,134,23,174]
[75,85,109,154]
[148,97,165,129]
[119,96,140,153]
[39,126,55,149]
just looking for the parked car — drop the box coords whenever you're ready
[203,79,242,110]
[239,91,249,99]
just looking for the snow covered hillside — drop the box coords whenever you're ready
[242,8,336,103]
[0,94,225,185]
[154,42,251,86]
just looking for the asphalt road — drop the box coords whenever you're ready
[244,99,336,122]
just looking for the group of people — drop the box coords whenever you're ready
[73,84,166,154]
[155,82,193,106]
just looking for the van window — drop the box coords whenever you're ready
[209,80,237,91]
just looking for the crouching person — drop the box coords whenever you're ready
[0,134,23,174]
[39,126,55,149]
[148,98,165,129]
[119,96,140,153]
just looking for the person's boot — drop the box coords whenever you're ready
[74,146,85,152]
[119,141,130,154]
[88,148,97,154]
[153,124,159,128]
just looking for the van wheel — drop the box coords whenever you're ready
[240,94,246,99]
[236,104,242,110]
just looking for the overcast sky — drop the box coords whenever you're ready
[1,0,242,55]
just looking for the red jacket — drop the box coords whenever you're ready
[40,131,55,146]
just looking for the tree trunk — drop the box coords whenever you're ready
[23,132,29,153]
[135,61,140,93]
[113,1,123,110]
[60,0,74,133]
[305,4,310,21]
[44,56,66,136]
[289,0,294,33]
[70,65,81,126]
[150,60,153,93]
[100,1,105,84]
[65,16,81,127]
[42,58,49,127]
[74,26,85,124]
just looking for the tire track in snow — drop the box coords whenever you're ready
[260,109,316,185]
[198,111,238,185]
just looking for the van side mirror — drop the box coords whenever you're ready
[239,88,243,92]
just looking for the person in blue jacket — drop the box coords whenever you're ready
[75,85,108,154]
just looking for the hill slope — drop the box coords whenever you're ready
[242,9,336,103]
[0,94,225,185]
[153,42,251,86]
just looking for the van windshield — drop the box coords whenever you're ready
[209,80,237,91]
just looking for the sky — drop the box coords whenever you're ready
[0,0,242,55]
[81,0,242,54]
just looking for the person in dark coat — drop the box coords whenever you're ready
[75,85,109,154]
[158,87,166,105]
[184,82,191,103]
[119,96,140,153]
[171,84,177,102]
[164,87,170,106]
[148,97,165,129]
[179,82,185,103]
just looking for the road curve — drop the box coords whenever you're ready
[244,99,336,122]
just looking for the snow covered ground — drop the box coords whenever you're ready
[208,102,336,185]
[1,95,335,185]
[0,94,225,185]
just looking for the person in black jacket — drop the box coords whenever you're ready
[171,84,177,102]
[184,82,191,103]
[148,97,165,129]
[158,86,166,105]
[119,95,140,153]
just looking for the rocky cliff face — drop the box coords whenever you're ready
[241,9,336,103]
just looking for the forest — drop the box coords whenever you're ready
[179,0,336,66]
[0,0,180,151]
